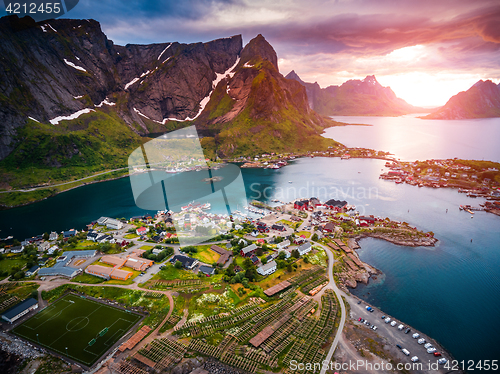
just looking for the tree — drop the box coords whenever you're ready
[286,263,293,272]
[277,251,287,260]
[225,263,235,277]
[245,267,258,282]
[262,257,268,265]
[182,246,198,254]
[13,271,25,280]
[311,233,318,241]
[43,232,49,240]
[243,258,253,269]
[256,247,264,256]
[174,260,183,269]
[303,256,310,264]
[291,249,300,259]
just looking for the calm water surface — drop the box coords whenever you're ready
[323,115,500,162]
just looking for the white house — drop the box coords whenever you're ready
[298,242,312,256]
[49,231,58,241]
[47,246,58,255]
[105,218,123,230]
[276,239,290,250]
[257,260,277,276]
[97,217,123,230]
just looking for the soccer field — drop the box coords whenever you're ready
[12,293,142,366]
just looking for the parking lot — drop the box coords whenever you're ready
[347,295,461,373]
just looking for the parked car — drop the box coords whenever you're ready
[405,328,411,334]
[357,300,361,304]
[427,348,437,354]
[371,326,377,331]
[398,324,404,330]
[434,352,442,357]
[358,317,363,321]
[385,318,391,323]
[364,321,370,326]
[412,333,420,339]
[418,338,426,344]
[402,349,410,356]
[390,321,397,327]
[411,356,419,362]
[366,306,372,311]
[396,344,402,349]
[381,315,386,319]
[424,343,433,349]
[438,358,448,365]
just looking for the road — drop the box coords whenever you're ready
[0,167,129,193]
[317,242,347,374]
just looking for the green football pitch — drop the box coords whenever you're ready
[12,293,142,366]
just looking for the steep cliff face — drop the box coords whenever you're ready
[423,80,500,119]
[192,35,331,157]
[0,15,242,160]
[285,72,426,116]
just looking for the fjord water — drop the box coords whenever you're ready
[323,115,500,162]
[1,157,499,364]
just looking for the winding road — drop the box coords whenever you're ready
[317,242,347,374]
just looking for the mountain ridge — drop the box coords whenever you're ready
[422,80,500,119]
[285,71,429,116]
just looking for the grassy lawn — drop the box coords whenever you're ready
[187,288,236,319]
[150,263,198,281]
[140,245,154,250]
[72,240,98,250]
[124,233,139,239]
[0,256,27,274]
[71,273,105,284]
[297,231,311,238]
[277,219,293,226]
[189,245,220,264]
[233,256,246,268]
[256,259,313,290]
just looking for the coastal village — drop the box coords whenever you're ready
[380,159,500,216]
[0,191,457,374]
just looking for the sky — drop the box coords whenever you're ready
[3,0,500,107]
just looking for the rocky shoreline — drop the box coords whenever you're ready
[354,233,438,247]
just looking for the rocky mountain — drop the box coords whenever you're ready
[0,15,242,161]
[422,80,500,119]
[285,71,427,116]
[0,15,331,173]
[191,35,330,157]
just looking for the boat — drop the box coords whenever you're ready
[181,201,210,211]
[166,168,180,173]
[288,181,292,183]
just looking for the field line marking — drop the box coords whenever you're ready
[48,304,102,348]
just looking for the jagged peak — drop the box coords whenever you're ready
[362,75,380,86]
[472,79,498,89]
[240,34,278,71]
[285,70,304,83]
